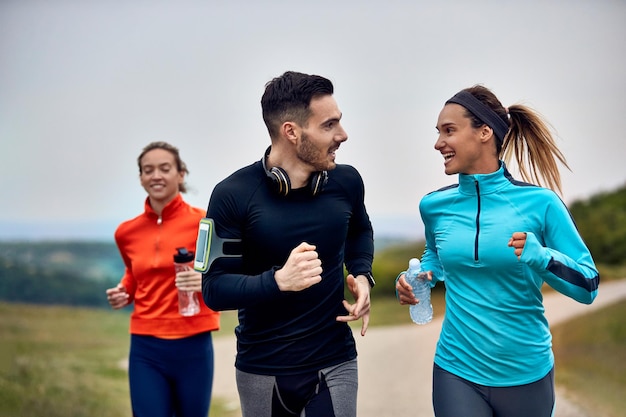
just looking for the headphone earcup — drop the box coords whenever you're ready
[262,149,326,196]
[268,166,291,196]
[309,171,328,196]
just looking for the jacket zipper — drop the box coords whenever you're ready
[474,180,480,262]
[154,216,162,267]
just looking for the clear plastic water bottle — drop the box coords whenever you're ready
[174,247,200,317]
[406,258,432,324]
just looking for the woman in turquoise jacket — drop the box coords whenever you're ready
[396,85,599,417]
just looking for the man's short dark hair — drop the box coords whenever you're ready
[261,71,334,138]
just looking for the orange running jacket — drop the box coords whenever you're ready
[115,193,220,337]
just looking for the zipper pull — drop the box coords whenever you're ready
[157,216,162,225]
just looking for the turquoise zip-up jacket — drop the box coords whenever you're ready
[420,162,599,386]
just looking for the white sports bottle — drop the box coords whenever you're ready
[406,258,433,324]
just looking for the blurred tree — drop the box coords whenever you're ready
[570,183,626,265]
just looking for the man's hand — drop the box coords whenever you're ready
[336,274,371,336]
[274,242,323,291]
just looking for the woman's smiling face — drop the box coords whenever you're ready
[435,103,497,176]
[139,148,184,207]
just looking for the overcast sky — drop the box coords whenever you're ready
[1,0,625,240]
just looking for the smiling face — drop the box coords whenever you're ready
[434,103,499,176]
[296,94,348,171]
[139,148,184,208]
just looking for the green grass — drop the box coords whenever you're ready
[0,288,623,417]
[552,301,626,417]
[0,303,130,417]
[0,293,443,417]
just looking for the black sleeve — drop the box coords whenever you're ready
[201,170,282,311]
[342,166,375,278]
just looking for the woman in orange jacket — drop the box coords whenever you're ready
[105,141,219,417]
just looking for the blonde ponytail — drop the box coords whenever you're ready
[501,105,570,194]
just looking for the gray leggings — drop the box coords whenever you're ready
[433,363,555,417]
[236,359,358,417]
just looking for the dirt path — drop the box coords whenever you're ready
[211,279,626,416]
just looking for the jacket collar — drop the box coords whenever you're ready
[143,193,185,221]
[457,161,513,196]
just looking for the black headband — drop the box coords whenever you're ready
[446,91,509,144]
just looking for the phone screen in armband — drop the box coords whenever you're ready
[194,218,213,272]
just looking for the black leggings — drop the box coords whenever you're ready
[432,363,555,417]
[128,332,214,417]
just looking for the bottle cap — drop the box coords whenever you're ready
[409,258,421,269]
[174,247,194,263]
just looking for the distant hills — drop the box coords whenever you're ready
[0,216,423,307]
[0,240,124,307]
